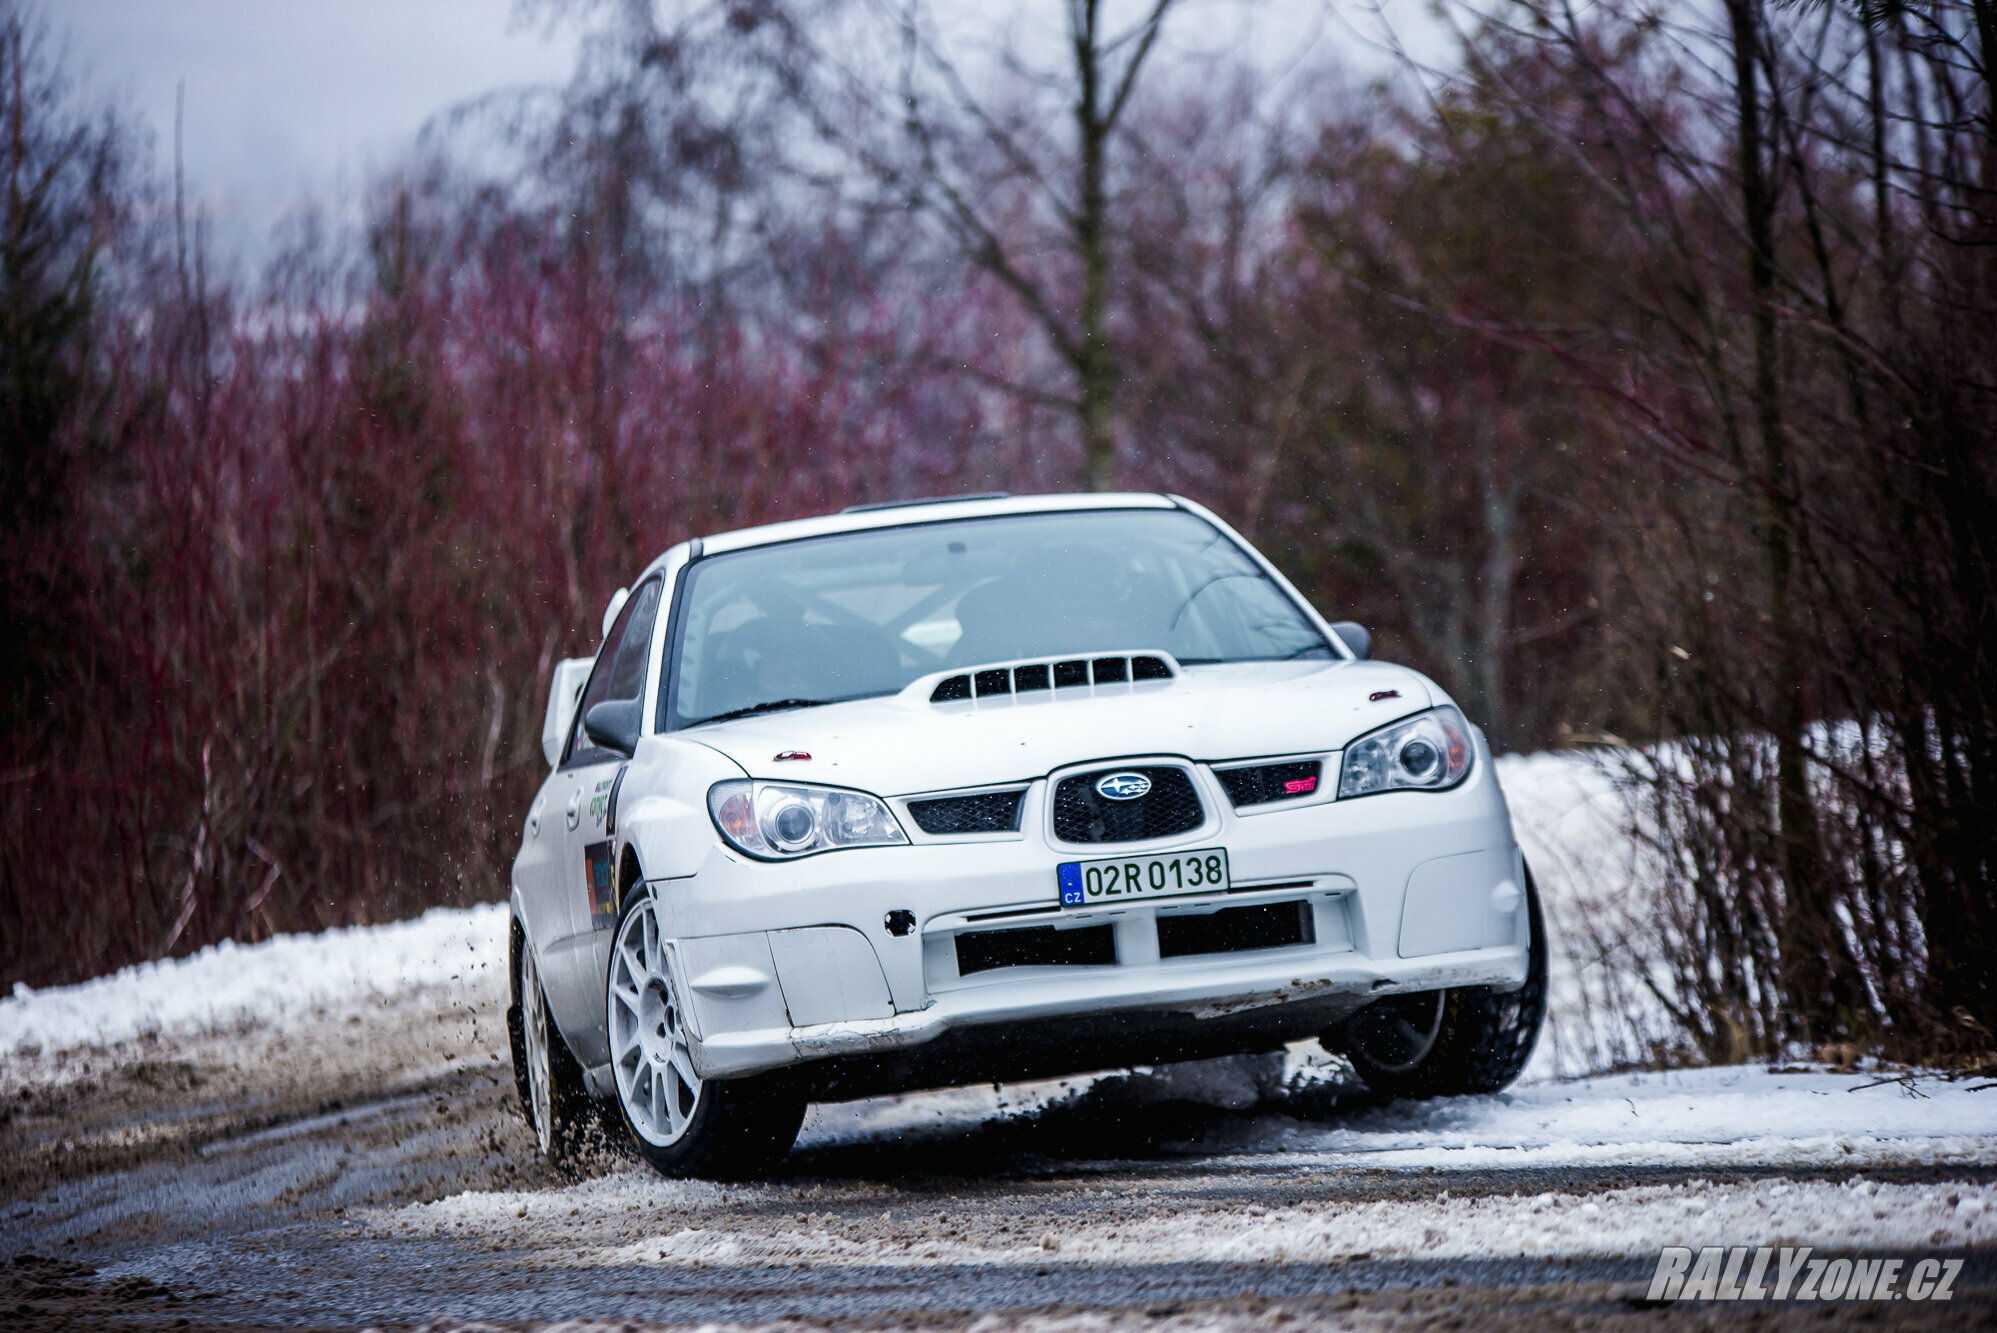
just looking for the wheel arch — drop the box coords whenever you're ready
[618,841,646,911]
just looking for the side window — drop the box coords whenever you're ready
[564,577,664,765]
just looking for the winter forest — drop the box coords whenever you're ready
[1,0,1991,1071]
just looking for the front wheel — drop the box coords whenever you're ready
[605,885,805,1179]
[1332,864,1548,1098]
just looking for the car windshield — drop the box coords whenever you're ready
[668,508,1332,728]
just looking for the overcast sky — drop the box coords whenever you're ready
[47,1,1434,264]
[49,0,578,259]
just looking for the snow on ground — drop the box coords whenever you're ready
[1493,751,1674,1080]
[794,1061,1997,1177]
[1228,1065,1997,1170]
[358,1064,1997,1270]
[0,902,508,1056]
[1054,1174,1997,1265]
[570,1177,1996,1267]
[792,1058,1997,1178]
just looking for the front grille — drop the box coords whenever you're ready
[1157,900,1315,958]
[1052,766,1204,844]
[956,924,1116,975]
[1214,760,1322,808]
[906,789,1024,835]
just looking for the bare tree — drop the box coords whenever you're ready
[1424,0,1997,1060]
[1265,78,1625,752]
[750,0,1192,489]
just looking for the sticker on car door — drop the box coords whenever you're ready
[584,840,617,929]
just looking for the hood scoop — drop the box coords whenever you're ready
[922,651,1179,704]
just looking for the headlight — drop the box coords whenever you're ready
[707,780,908,859]
[1338,706,1474,797]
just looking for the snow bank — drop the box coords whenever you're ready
[0,902,508,1056]
[1494,750,1677,1079]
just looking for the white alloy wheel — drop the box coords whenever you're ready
[608,894,703,1146]
[520,942,557,1155]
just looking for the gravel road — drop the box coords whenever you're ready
[4,970,1991,1332]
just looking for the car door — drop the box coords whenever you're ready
[514,656,595,958]
[540,575,666,1055]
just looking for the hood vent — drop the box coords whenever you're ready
[929,653,1175,704]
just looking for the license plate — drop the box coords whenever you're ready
[1058,848,1230,907]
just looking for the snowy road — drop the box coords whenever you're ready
[4,932,1993,1331]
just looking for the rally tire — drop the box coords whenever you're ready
[511,920,596,1171]
[1335,864,1548,1098]
[606,883,806,1180]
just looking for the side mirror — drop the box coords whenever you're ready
[1331,621,1372,660]
[583,699,642,757]
[540,657,595,768]
[600,586,630,640]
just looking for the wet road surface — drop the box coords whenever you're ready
[2,981,1991,1331]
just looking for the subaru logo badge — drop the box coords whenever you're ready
[1096,772,1152,801]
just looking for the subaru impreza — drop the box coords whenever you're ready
[508,493,1545,1177]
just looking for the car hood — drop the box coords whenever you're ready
[683,659,1438,796]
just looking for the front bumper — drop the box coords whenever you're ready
[581,739,1530,1094]
[688,939,1529,1092]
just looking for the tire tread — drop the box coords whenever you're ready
[1340,866,1548,1099]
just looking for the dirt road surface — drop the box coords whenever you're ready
[3,963,1992,1332]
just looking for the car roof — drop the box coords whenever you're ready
[643,492,1183,579]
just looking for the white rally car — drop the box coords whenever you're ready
[508,493,1545,1177]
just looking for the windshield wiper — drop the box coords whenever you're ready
[1171,647,1330,666]
[691,698,833,727]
